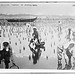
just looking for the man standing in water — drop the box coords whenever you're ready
[63,43,74,69]
[0,42,12,69]
[29,27,45,64]
[29,27,40,64]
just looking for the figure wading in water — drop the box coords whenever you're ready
[29,27,45,64]
[0,42,19,69]
[63,43,74,69]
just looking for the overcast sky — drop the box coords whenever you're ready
[0,3,75,16]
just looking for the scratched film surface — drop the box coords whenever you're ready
[0,2,75,69]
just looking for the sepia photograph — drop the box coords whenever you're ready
[0,1,75,73]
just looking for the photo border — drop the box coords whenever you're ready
[0,1,75,74]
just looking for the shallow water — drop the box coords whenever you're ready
[0,55,58,69]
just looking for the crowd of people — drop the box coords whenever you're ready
[0,20,75,69]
